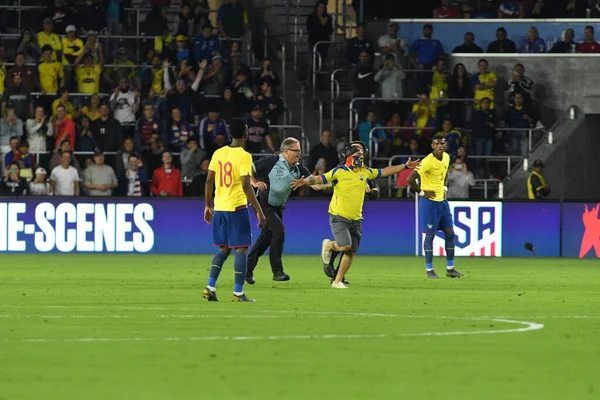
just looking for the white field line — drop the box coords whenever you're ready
[20,319,543,343]
[0,315,279,319]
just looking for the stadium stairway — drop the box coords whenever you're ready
[502,106,600,200]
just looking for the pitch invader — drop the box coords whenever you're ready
[407,134,464,279]
[202,118,267,302]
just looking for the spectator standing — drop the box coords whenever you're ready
[164,61,204,122]
[217,0,249,56]
[51,88,75,120]
[254,58,280,89]
[218,87,239,123]
[29,167,50,196]
[7,52,37,91]
[140,54,165,97]
[52,104,76,149]
[106,48,136,88]
[527,159,550,200]
[429,59,449,127]
[93,103,123,153]
[487,27,517,53]
[438,119,465,156]
[199,108,229,155]
[176,4,195,37]
[352,51,376,119]
[1,162,28,196]
[446,156,475,199]
[81,94,101,122]
[308,129,338,173]
[26,106,54,153]
[377,22,406,62]
[257,81,284,125]
[374,54,406,117]
[83,31,103,65]
[506,63,534,106]
[358,110,384,156]
[16,31,41,66]
[549,28,577,53]
[1,72,33,121]
[76,116,97,153]
[14,140,35,179]
[61,25,83,88]
[135,103,167,152]
[180,136,206,180]
[167,107,192,152]
[151,150,183,196]
[74,50,104,108]
[307,1,333,65]
[49,139,82,174]
[407,93,436,140]
[193,24,221,63]
[43,0,72,35]
[578,26,600,53]
[1,108,24,149]
[201,54,227,96]
[233,70,255,116]
[469,97,495,177]
[170,35,192,65]
[472,59,497,111]
[38,45,64,110]
[246,105,274,154]
[37,18,62,62]
[3,136,19,168]
[119,153,150,196]
[452,32,484,53]
[449,63,474,129]
[115,137,136,176]
[385,112,412,155]
[347,23,373,66]
[109,78,139,134]
[505,92,534,158]
[49,151,80,196]
[519,26,546,53]
[409,24,444,94]
[433,0,460,18]
[83,149,118,196]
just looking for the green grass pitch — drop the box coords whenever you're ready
[1,255,600,400]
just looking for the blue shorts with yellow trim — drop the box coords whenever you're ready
[419,198,453,234]
[213,206,252,248]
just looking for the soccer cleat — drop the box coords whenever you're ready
[331,281,348,289]
[321,239,333,265]
[232,293,256,302]
[245,272,256,285]
[426,270,440,279]
[330,277,350,285]
[446,268,464,278]
[273,272,290,281]
[323,262,336,278]
[202,287,219,301]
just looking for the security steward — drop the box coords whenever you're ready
[246,138,311,284]
[527,159,551,200]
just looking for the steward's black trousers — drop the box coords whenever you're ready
[247,206,285,274]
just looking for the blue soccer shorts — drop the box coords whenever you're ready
[213,206,252,248]
[419,198,453,235]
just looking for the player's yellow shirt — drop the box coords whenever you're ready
[51,99,75,119]
[415,152,450,202]
[38,61,64,94]
[321,165,381,221]
[209,146,253,212]
[473,71,497,109]
[61,37,84,64]
[76,65,102,94]
[37,32,62,61]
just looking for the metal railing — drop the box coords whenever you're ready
[312,41,347,89]
[270,124,310,152]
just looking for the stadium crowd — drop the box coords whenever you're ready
[0,0,289,197]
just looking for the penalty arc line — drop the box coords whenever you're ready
[20,318,544,343]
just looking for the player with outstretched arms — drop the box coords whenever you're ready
[406,133,464,279]
[291,143,420,288]
[203,118,267,302]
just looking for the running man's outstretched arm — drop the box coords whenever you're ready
[379,158,421,178]
[290,174,324,190]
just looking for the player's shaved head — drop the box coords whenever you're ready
[229,118,248,139]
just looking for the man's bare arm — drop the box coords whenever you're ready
[204,170,215,207]
[379,163,407,178]
[407,170,421,193]
[242,175,266,227]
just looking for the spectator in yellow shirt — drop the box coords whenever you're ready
[38,45,64,111]
[80,94,101,121]
[74,49,104,108]
[429,59,449,129]
[37,18,62,62]
[52,88,76,120]
[62,25,84,65]
[105,47,136,88]
[408,93,437,138]
[472,58,497,111]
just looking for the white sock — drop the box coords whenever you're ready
[207,286,216,291]
[234,291,244,296]
[447,266,454,270]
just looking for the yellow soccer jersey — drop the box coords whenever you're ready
[51,99,75,119]
[473,71,497,109]
[76,65,102,94]
[61,37,84,64]
[415,152,450,202]
[38,61,64,94]
[321,165,381,221]
[37,32,62,61]
[0,68,5,94]
[209,146,253,212]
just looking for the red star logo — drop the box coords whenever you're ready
[579,203,600,258]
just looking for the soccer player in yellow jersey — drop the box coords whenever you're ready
[407,134,464,279]
[291,143,420,288]
[203,118,266,302]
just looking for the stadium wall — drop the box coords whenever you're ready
[0,199,597,258]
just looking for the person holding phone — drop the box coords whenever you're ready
[446,155,475,199]
[1,161,27,196]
